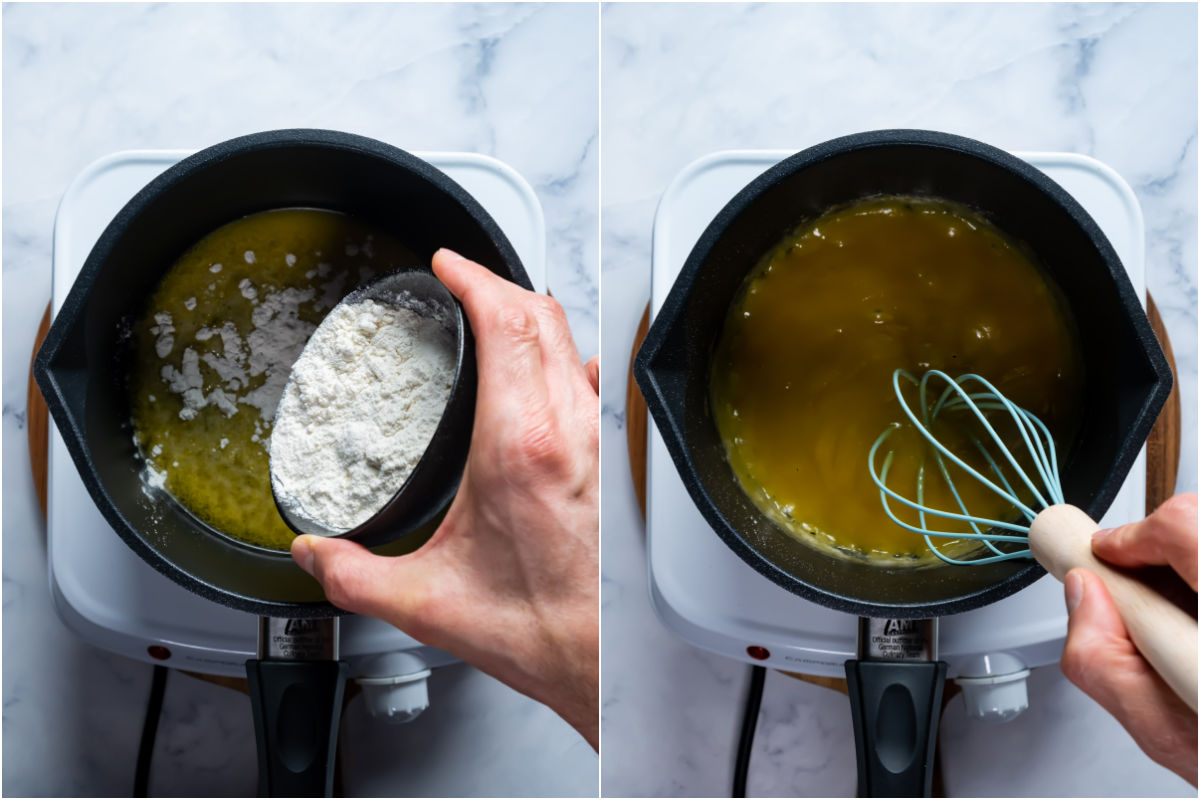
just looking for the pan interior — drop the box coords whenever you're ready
[708,195,1085,567]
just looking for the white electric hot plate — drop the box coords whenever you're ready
[47,149,547,679]
[645,151,1148,702]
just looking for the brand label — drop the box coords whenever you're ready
[861,618,934,661]
[261,617,337,660]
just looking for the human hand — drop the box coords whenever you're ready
[1061,493,1198,785]
[291,248,599,749]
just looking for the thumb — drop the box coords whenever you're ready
[1061,568,1141,703]
[291,534,405,620]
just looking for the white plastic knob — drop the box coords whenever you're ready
[357,669,432,723]
[354,651,432,724]
[955,653,1030,723]
[956,670,1031,723]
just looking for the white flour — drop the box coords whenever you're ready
[269,298,456,532]
[156,282,318,422]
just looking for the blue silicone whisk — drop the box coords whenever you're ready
[868,368,1196,712]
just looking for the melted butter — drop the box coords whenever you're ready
[710,196,1084,563]
[129,209,420,550]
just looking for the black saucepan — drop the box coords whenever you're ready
[34,129,531,795]
[634,130,1172,795]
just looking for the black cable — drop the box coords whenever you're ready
[134,665,169,797]
[732,664,766,798]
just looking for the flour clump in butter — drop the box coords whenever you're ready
[269,298,456,532]
[156,283,317,422]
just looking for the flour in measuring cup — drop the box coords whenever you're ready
[269,298,456,532]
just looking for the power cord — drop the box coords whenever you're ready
[732,665,766,798]
[134,665,169,797]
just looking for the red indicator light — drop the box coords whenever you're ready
[746,645,770,661]
[147,645,171,661]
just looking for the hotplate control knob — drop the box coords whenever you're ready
[355,652,432,724]
[954,652,1031,723]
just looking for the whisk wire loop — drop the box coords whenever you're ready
[921,371,1053,512]
[869,443,1032,565]
[952,396,1064,503]
[868,429,1034,537]
[939,374,1063,507]
[869,369,1065,565]
[889,371,1038,517]
[931,435,1013,557]
[917,375,1020,559]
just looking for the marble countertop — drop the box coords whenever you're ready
[600,3,1196,797]
[2,4,597,796]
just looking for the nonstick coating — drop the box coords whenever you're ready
[34,129,532,617]
[635,129,1172,619]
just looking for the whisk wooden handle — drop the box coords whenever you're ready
[1029,504,1198,712]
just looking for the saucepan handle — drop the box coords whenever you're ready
[844,659,947,797]
[246,658,348,797]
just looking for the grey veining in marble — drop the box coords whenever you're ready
[3,3,597,796]
[601,3,1195,797]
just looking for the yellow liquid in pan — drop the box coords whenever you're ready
[128,209,420,550]
[710,196,1084,562]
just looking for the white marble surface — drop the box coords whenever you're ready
[3,3,597,796]
[601,3,1196,797]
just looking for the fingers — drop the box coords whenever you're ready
[433,248,551,421]
[432,247,529,322]
[1062,568,1199,785]
[291,534,415,624]
[531,296,595,409]
[432,247,596,493]
[1093,494,1198,591]
[585,355,599,395]
[432,248,595,416]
